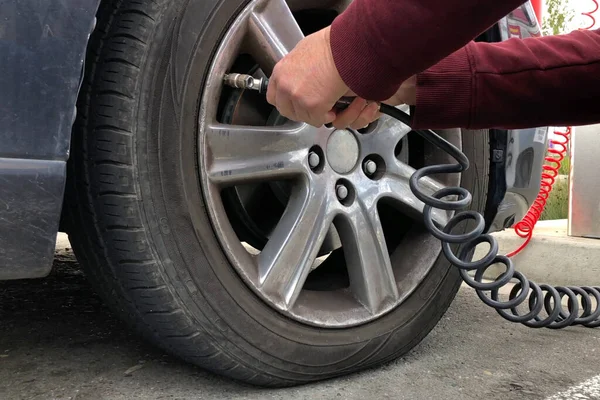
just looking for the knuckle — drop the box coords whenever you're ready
[301,97,317,110]
[302,95,323,111]
[282,84,295,97]
[291,91,306,106]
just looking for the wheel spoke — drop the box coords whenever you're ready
[360,106,412,157]
[367,110,412,144]
[337,200,399,314]
[379,117,411,141]
[382,161,450,226]
[257,184,332,310]
[248,0,305,74]
[205,122,311,186]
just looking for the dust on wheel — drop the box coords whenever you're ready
[65,0,490,386]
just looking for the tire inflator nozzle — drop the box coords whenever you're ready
[222,73,354,110]
[223,73,269,94]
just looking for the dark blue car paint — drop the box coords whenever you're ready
[0,0,100,279]
[0,0,544,280]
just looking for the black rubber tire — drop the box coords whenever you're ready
[65,0,490,387]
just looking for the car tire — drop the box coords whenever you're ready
[65,0,491,387]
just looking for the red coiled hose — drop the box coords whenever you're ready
[506,127,571,257]
[582,0,599,29]
[506,0,597,257]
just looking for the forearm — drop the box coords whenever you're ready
[329,0,526,100]
[412,28,600,130]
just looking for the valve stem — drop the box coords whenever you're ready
[223,73,269,94]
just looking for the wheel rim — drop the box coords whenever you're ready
[198,0,462,328]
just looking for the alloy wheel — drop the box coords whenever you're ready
[198,0,462,327]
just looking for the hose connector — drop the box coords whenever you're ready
[223,73,269,94]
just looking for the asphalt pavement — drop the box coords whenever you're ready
[1,236,600,400]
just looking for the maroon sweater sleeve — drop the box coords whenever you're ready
[412,28,600,129]
[329,0,526,101]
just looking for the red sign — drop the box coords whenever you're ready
[508,24,522,38]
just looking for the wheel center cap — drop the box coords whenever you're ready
[326,129,359,174]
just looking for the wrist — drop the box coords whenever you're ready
[319,26,350,98]
[402,75,417,105]
[321,27,341,82]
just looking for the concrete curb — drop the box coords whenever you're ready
[475,219,600,286]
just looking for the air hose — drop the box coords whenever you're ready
[380,104,600,329]
[505,126,571,258]
[223,74,600,329]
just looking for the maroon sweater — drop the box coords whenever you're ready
[330,0,600,130]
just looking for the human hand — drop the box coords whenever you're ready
[266,26,349,127]
[331,75,417,130]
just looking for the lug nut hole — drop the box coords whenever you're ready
[308,145,325,173]
[394,140,404,159]
[335,179,355,206]
[363,154,386,180]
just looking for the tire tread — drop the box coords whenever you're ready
[66,0,285,387]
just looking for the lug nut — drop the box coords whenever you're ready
[308,152,320,169]
[363,160,377,175]
[336,184,349,201]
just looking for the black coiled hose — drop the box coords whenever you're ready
[226,74,599,329]
[380,103,600,329]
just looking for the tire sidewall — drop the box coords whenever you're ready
[137,0,486,370]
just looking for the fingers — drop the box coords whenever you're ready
[267,79,380,129]
[266,75,277,106]
[297,96,333,127]
[349,102,381,130]
[331,97,367,129]
[266,71,298,122]
[331,98,381,130]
